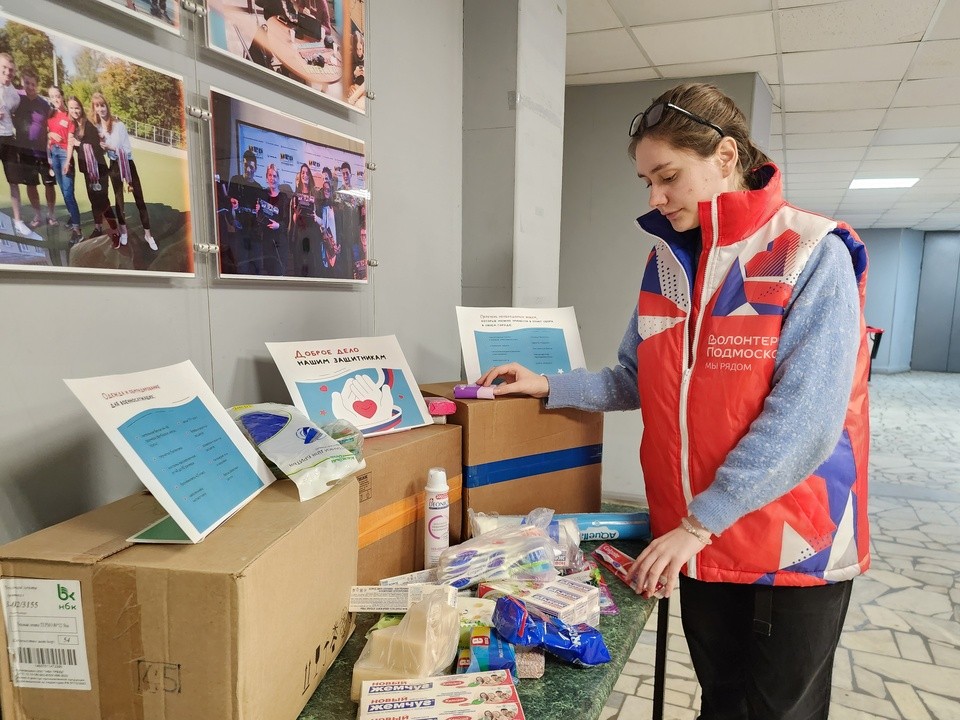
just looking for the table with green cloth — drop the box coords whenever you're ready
[299,536,660,720]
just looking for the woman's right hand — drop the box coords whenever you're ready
[475,363,549,398]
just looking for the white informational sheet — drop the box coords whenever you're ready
[266,335,432,437]
[64,361,274,544]
[456,306,587,383]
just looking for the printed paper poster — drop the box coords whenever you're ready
[266,335,431,437]
[64,361,274,543]
[456,306,587,383]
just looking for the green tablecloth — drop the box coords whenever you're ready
[299,530,655,720]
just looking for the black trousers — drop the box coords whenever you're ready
[679,575,853,720]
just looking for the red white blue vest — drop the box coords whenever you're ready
[636,165,870,586]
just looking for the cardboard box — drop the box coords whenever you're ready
[0,478,358,720]
[420,383,603,533]
[357,424,463,584]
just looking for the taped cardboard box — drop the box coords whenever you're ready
[420,383,603,534]
[0,478,358,720]
[357,423,463,584]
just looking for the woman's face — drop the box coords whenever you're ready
[93,99,108,120]
[48,87,64,110]
[266,167,279,191]
[633,135,732,232]
[67,99,83,121]
[300,166,310,184]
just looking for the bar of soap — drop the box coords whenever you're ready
[351,594,460,700]
[426,397,457,415]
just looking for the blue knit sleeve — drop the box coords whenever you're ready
[543,308,641,412]
[688,233,861,535]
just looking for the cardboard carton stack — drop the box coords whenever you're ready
[0,479,358,720]
[356,423,463,584]
[420,382,603,532]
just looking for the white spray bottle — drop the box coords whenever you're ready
[424,466,450,569]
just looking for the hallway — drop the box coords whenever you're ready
[603,371,960,719]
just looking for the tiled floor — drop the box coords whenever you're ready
[601,371,960,720]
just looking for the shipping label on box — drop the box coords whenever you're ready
[0,578,91,690]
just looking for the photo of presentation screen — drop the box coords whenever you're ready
[206,0,366,113]
[209,89,368,282]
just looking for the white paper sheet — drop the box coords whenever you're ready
[64,361,274,543]
[266,335,431,437]
[456,306,587,383]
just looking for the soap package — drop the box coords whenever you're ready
[351,591,460,700]
[230,403,363,501]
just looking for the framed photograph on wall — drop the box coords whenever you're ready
[206,0,366,113]
[0,12,193,275]
[210,88,367,282]
[90,0,181,34]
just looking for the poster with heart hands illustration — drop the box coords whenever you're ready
[265,336,431,437]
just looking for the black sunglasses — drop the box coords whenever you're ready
[629,101,724,139]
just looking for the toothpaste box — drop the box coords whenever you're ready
[358,670,525,719]
[478,576,600,627]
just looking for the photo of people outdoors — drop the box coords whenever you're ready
[206,0,366,112]
[0,13,192,274]
[92,0,180,33]
[210,89,367,281]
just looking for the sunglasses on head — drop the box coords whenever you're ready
[629,101,724,139]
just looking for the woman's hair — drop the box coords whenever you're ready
[296,163,315,193]
[91,91,114,134]
[628,83,772,190]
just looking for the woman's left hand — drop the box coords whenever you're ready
[626,525,706,598]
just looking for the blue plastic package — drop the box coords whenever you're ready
[491,596,610,668]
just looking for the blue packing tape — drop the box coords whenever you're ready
[464,444,603,489]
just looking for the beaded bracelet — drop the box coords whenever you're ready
[680,516,712,545]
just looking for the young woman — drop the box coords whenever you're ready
[260,163,291,276]
[46,86,82,242]
[91,92,156,250]
[477,83,870,720]
[291,162,323,277]
[64,96,118,243]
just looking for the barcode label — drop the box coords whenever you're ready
[17,647,78,666]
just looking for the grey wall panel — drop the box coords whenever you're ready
[891,230,924,372]
[912,233,960,371]
[860,228,905,371]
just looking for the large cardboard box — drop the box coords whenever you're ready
[420,383,603,533]
[0,478,358,720]
[356,423,462,584]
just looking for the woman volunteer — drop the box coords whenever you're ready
[477,82,870,720]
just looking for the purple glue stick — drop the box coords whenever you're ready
[453,384,496,400]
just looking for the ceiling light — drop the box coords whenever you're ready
[849,178,919,189]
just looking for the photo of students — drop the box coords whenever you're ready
[93,0,180,32]
[0,13,191,274]
[209,88,366,282]
[206,0,365,112]
[92,92,156,251]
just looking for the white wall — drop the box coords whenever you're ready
[0,0,463,544]
[559,75,769,503]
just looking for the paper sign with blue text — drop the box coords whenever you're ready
[266,335,431,437]
[64,361,274,543]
